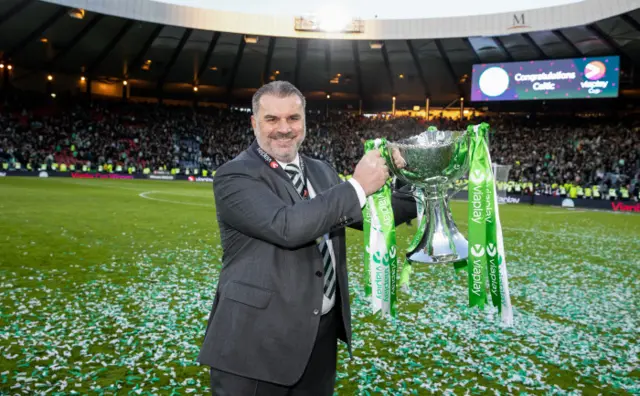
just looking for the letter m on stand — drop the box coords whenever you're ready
[512,13,526,27]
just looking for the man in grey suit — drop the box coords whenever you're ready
[198,81,417,395]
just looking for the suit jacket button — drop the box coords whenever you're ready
[313,309,319,315]
[315,271,322,277]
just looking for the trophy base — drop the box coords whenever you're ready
[407,190,469,265]
[407,237,468,265]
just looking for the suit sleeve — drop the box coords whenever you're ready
[390,187,419,225]
[346,186,418,231]
[323,166,418,231]
[214,161,364,249]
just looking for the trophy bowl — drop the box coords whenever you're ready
[386,130,470,265]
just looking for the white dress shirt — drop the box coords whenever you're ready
[277,154,366,314]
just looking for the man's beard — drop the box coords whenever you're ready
[270,130,297,141]
[255,125,306,158]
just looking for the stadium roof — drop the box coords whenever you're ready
[0,0,639,108]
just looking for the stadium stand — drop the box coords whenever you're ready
[1,94,638,200]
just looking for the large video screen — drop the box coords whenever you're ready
[471,56,620,102]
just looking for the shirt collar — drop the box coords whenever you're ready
[276,153,301,170]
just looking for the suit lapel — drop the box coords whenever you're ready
[302,156,331,195]
[247,142,339,210]
[248,140,301,203]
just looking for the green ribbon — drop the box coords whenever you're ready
[362,138,398,317]
[467,123,514,325]
[363,196,372,298]
[467,123,489,309]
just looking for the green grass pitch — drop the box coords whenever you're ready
[0,177,638,395]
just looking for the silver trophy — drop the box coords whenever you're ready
[386,129,470,265]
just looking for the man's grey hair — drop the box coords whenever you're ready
[252,81,306,116]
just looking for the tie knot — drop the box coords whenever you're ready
[285,164,301,178]
[285,163,305,197]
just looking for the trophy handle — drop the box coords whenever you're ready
[384,144,426,188]
[447,180,468,199]
[390,182,418,199]
[385,158,421,186]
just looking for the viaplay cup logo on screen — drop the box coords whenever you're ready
[478,67,510,97]
[580,60,612,94]
[584,61,606,80]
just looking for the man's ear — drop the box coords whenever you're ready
[251,115,257,135]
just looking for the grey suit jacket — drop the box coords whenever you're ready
[197,140,416,386]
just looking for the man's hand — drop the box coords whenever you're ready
[353,150,389,196]
[391,148,407,169]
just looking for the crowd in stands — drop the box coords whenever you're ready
[1,94,638,200]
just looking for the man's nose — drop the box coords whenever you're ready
[276,118,291,132]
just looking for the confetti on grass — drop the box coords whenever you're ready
[0,247,219,395]
[0,178,638,394]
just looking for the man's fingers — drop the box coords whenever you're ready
[393,149,406,168]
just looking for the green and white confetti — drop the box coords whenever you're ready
[0,177,638,395]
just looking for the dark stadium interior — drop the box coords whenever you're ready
[0,0,639,110]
